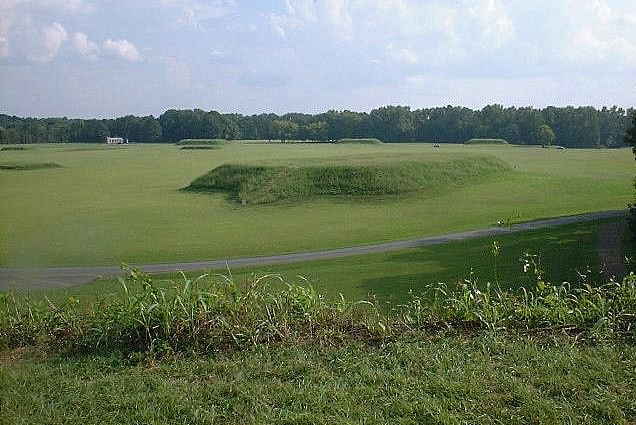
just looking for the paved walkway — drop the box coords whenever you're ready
[0,210,625,290]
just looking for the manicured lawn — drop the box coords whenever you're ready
[33,219,615,305]
[0,143,631,267]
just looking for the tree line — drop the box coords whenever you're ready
[0,105,633,148]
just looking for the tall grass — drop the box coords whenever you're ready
[185,157,510,204]
[2,264,635,356]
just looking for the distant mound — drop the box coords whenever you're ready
[0,162,62,170]
[185,157,510,205]
[465,138,509,145]
[0,146,29,151]
[336,138,383,145]
[176,139,228,146]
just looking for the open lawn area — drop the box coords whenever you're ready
[27,218,622,306]
[0,143,631,267]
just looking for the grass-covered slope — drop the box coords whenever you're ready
[336,138,383,144]
[1,269,635,423]
[465,138,510,145]
[176,139,228,146]
[0,162,61,170]
[2,256,635,423]
[2,336,634,424]
[0,146,29,151]
[180,146,218,150]
[185,157,510,204]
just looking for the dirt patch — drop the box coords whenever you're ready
[598,219,626,281]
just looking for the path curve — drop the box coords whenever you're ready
[0,210,626,290]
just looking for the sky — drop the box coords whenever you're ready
[0,0,635,118]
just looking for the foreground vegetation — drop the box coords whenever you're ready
[0,143,631,266]
[2,334,634,424]
[4,267,636,354]
[2,265,635,423]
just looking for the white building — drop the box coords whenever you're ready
[105,137,127,144]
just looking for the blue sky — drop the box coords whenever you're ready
[0,0,635,118]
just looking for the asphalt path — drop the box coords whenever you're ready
[0,209,625,290]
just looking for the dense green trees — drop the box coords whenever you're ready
[158,109,239,142]
[535,124,557,147]
[0,104,633,147]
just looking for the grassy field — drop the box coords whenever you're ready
[0,143,631,267]
[2,216,634,424]
[29,218,618,306]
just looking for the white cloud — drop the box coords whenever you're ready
[160,0,237,29]
[562,0,636,66]
[0,0,94,59]
[73,32,99,60]
[0,37,8,58]
[269,0,352,38]
[386,43,418,64]
[14,0,94,14]
[28,22,68,62]
[467,0,514,48]
[164,57,191,90]
[322,0,353,37]
[0,0,16,57]
[103,38,141,62]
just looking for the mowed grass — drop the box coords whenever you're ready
[0,143,631,267]
[30,219,615,306]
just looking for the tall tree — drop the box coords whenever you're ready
[535,124,556,147]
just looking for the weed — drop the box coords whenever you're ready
[2,263,635,356]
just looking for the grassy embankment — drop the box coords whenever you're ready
[0,162,61,170]
[2,261,636,423]
[0,143,631,266]
[465,138,510,145]
[1,191,633,422]
[185,157,509,204]
[175,139,228,146]
[336,137,383,144]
